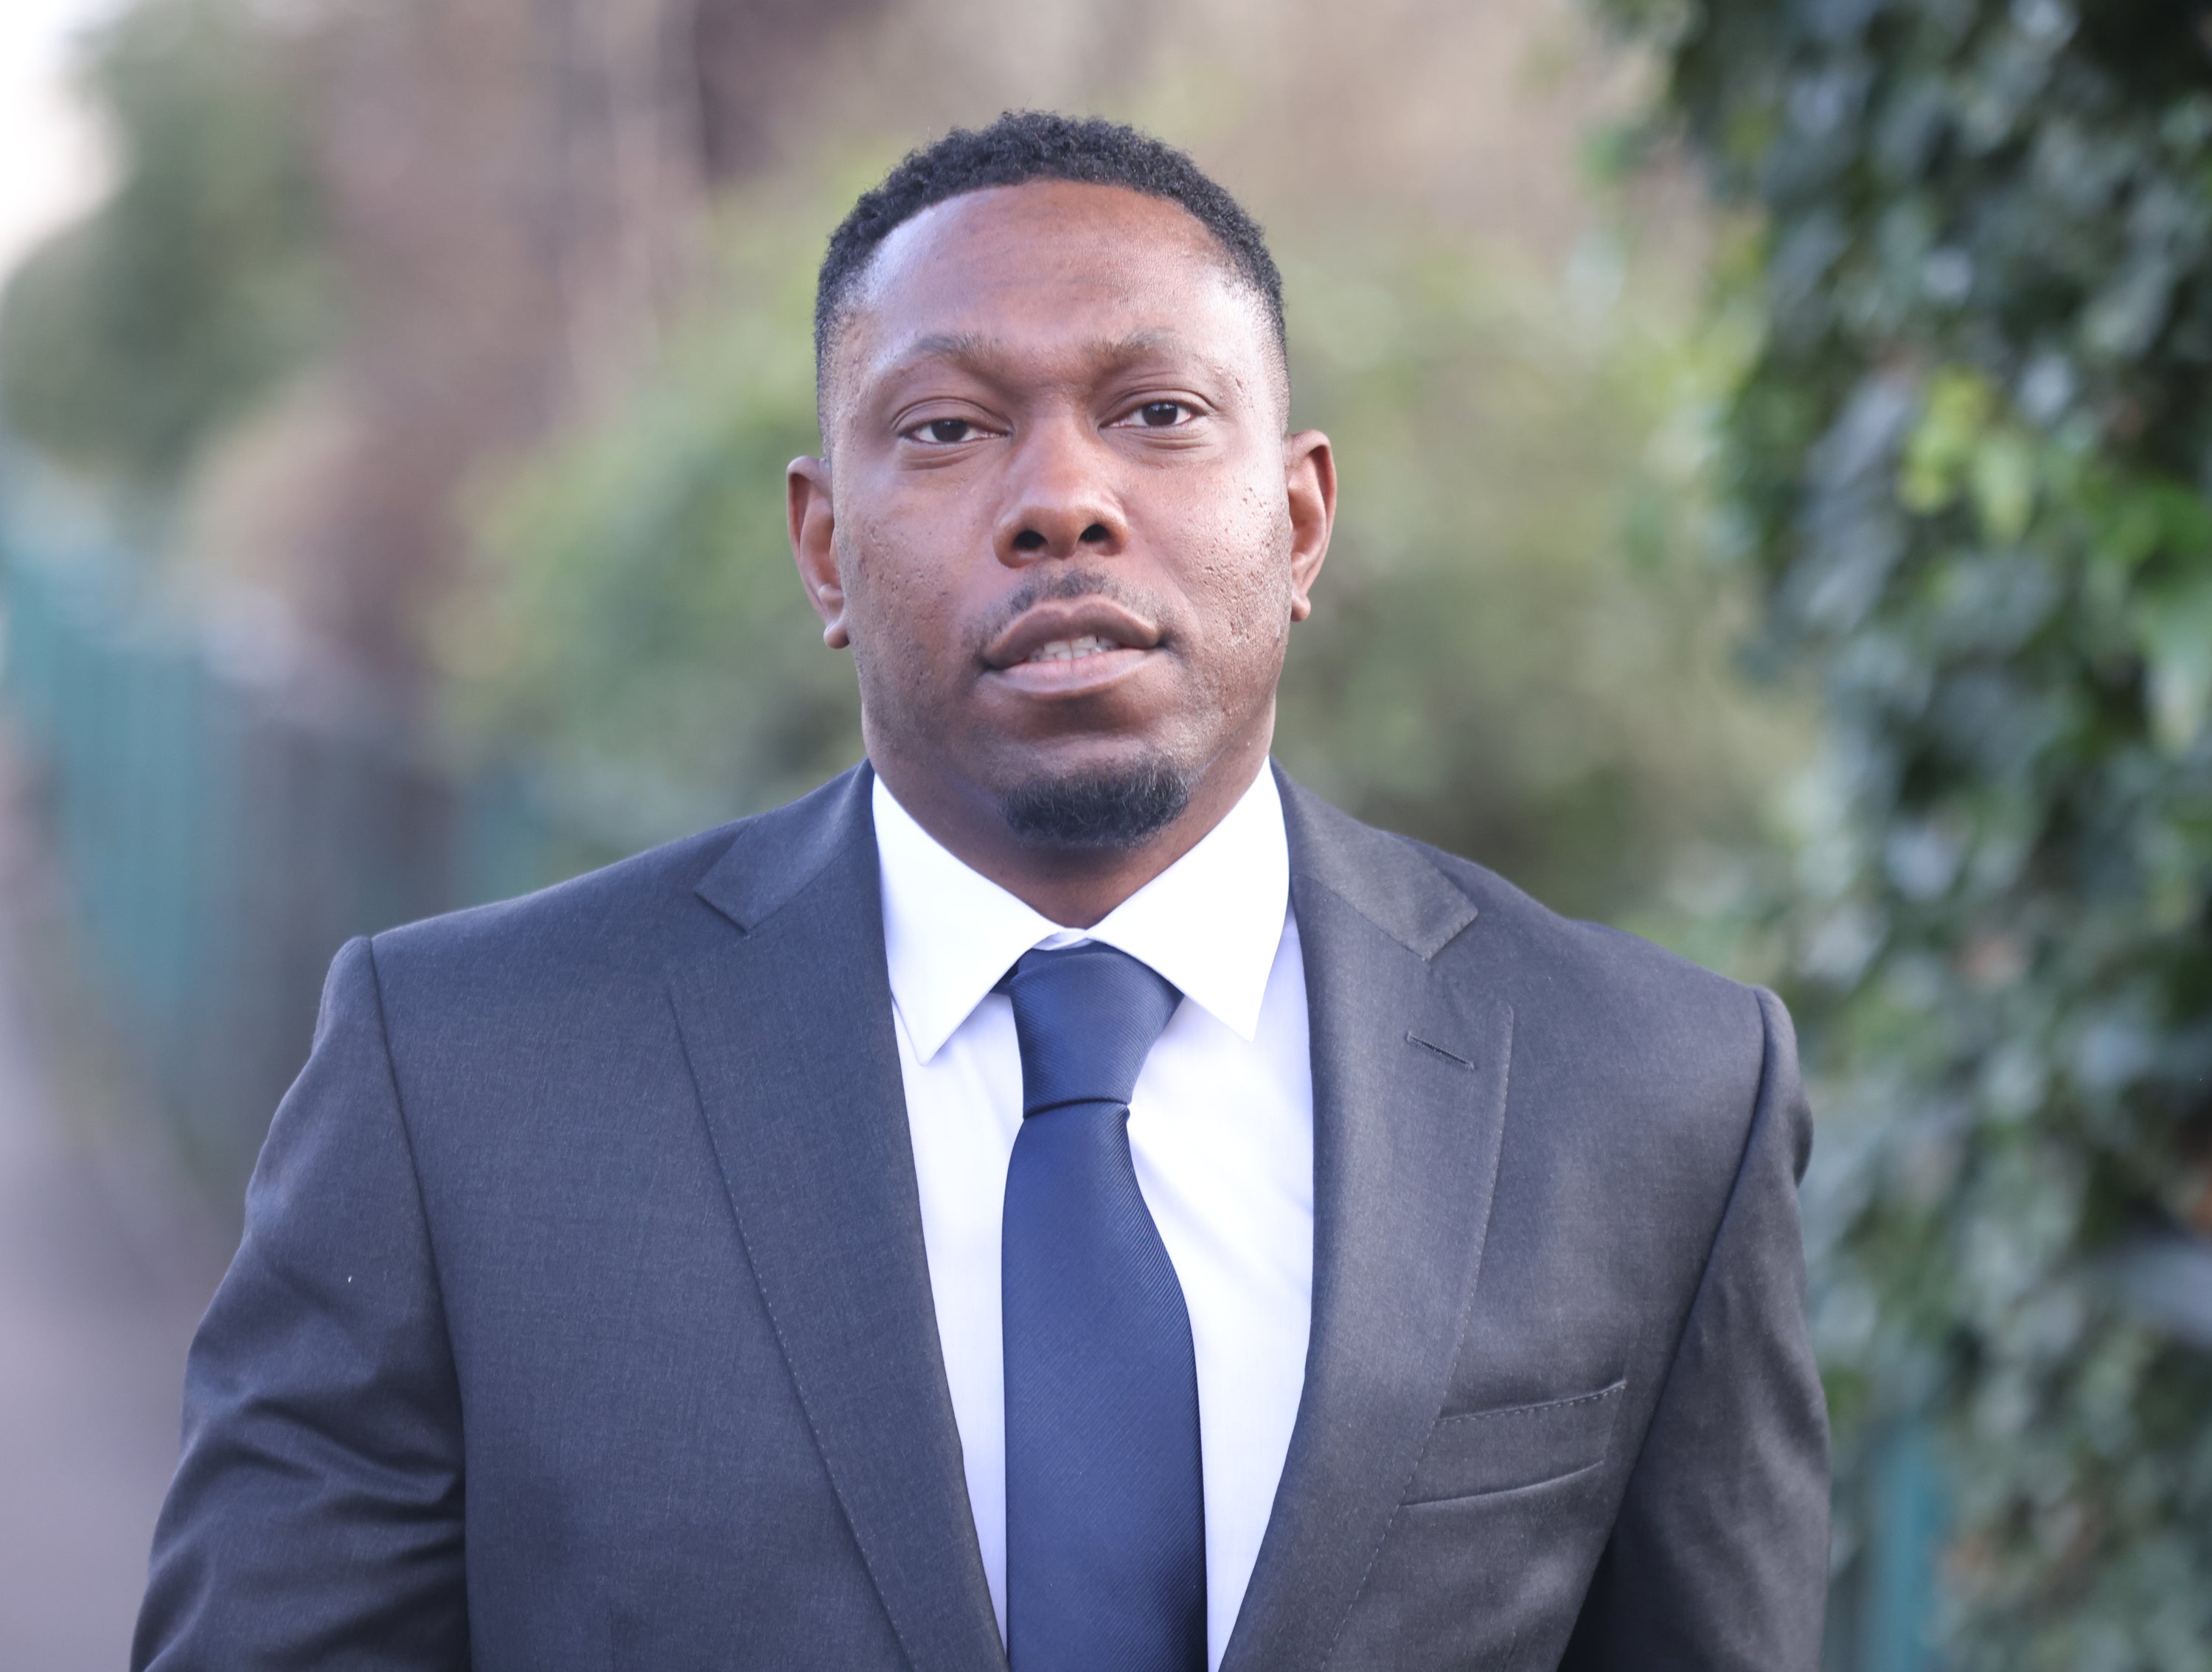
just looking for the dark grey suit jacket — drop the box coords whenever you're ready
[136,763,1828,1671]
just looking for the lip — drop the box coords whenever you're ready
[986,644,1154,697]
[984,597,1163,670]
[980,597,1164,697]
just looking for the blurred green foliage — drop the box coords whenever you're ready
[1599,0,2212,1662]
[450,190,1801,925]
[1273,233,1795,924]
[442,209,860,859]
[0,0,330,493]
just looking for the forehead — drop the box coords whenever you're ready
[832,181,1273,398]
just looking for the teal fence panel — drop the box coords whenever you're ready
[1824,1419,1949,1672]
[0,502,569,1197]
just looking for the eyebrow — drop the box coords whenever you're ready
[877,327,1200,384]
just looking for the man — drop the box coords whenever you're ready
[136,112,1828,1671]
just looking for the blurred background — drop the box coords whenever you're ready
[0,0,2206,1666]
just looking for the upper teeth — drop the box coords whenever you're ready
[1026,635,1116,662]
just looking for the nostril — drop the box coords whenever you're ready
[1080,523,1109,544]
[1012,529,1046,552]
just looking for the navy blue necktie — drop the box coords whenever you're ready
[999,943,1206,1672]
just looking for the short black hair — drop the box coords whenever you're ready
[814,110,1286,384]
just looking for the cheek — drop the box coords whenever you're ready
[838,518,973,707]
[1175,479,1295,657]
[838,528,917,672]
[841,513,922,629]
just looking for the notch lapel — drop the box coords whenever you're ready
[665,766,1004,1672]
[1220,771,1514,1672]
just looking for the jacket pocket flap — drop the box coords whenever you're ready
[1402,1379,1628,1504]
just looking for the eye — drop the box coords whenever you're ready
[1127,400,1192,429]
[905,417,982,445]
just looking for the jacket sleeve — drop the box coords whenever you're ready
[1559,986,1831,1671]
[134,936,469,1671]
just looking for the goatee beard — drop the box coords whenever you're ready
[998,759,1194,850]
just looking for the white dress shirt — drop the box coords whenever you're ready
[873,766,1315,1671]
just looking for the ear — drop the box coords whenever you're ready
[787,455,849,648]
[1284,429,1335,622]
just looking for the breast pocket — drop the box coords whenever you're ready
[1402,1378,1628,1505]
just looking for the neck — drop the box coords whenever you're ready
[871,732,1271,929]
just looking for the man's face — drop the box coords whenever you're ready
[789,180,1333,850]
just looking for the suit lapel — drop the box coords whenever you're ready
[1220,771,1514,1672]
[665,766,1004,1672]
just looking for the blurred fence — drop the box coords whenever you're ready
[0,497,563,1199]
[1828,1424,1945,1672]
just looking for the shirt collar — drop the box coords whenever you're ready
[873,764,1291,1064]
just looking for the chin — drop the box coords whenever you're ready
[995,752,1195,850]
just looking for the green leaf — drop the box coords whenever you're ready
[2133,571,2212,754]
[1969,431,2037,545]
[1900,368,1995,516]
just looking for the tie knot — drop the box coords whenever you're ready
[998,943,1181,1116]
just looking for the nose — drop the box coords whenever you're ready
[993,414,1128,566]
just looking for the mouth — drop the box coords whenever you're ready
[1018,633,1122,665]
[981,597,1164,695]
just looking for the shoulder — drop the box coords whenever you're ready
[1281,769,1761,1058]
[1426,839,1766,1061]
[1418,834,1789,1168]
[364,765,869,1009]
[1281,764,1782,1157]
[367,821,736,993]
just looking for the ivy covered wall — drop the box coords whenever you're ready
[1596,1,2212,1665]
